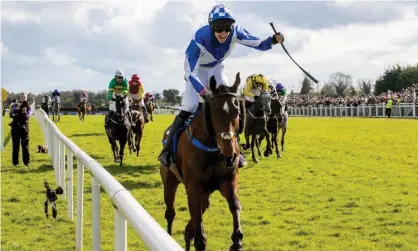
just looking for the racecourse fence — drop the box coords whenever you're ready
[35,108,184,251]
[288,103,417,118]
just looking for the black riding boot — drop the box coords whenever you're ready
[142,106,149,123]
[158,111,191,166]
[105,111,114,127]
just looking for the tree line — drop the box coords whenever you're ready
[299,63,418,97]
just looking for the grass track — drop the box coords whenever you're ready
[1,114,418,251]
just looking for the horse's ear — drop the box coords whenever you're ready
[229,72,241,93]
[209,76,217,93]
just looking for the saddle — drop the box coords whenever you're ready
[161,104,220,162]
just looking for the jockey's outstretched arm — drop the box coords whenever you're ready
[235,25,275,51]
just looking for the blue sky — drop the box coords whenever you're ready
[1,0,418,95]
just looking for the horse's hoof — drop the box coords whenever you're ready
[277,154,282,159]
[252,159,258,163]
[229,245,243,251]
[114,159,120,163]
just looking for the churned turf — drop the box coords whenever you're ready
[1,113,418,251]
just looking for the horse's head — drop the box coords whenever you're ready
[114,94,128,122]
[254,91,272,115]
[206,72,241,168]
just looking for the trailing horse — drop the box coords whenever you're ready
[105,94,130,166]
[128,99,145,157]
[41,102,49,116]
[77,100,87,122]
[242,91,272,163]
[258,95,286,158]
[160,73,244,251]
[144,96,155,121]
[51,96,61,122]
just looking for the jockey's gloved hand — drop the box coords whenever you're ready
[272,32,285,45]
[200,89,212,102]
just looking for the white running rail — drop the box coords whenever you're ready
[35,108,184,251]
[288,103,417,118]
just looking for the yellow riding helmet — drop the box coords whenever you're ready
[252,74,267,87]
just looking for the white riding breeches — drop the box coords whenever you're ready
[109,99,129,112]
[245,88,262,102]
[130,96,144,107]
[180,62,229,113]
[80,97,88,102]
[128,93,140,101]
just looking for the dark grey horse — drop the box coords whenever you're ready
[241,91,272,163]
[258,94,288,158]
[105,94,130,166]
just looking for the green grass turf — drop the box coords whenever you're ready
[1,114,418,251]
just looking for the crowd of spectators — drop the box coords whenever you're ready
[287,84,417,107]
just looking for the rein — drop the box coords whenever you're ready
[185,92,239,152]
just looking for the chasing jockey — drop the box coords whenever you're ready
[243,74,270,111]
[105,70,132,128]
[42,94,51,104]
[128,74,149,123]
[157,4,285,167]
[275,83,288,111]
[275,83,287,97]
[145,92,155,104]
[79,90,88,108]
[51,89,60,105]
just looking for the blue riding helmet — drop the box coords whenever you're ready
[275,83,285,92]
[208,4,235,24]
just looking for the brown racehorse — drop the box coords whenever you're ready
[160,73,244,251]
[144,95,154,121]
[78,100,87,122]
[128,99,145,156]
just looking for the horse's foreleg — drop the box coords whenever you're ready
[255,135,262,157]
[219,178,243,251]
[107,134,118,162]
[273,131,281,158]
[186,184,207,251]
[263,129,272,157]
[281,127,287,152]
[250,134,258,163]
[119,138,127,166]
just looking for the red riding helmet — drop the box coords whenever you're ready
[131,74,140,81]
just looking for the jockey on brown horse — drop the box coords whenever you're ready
[144,92,155,121]
[128,74,149,123]
[78,90,88,108]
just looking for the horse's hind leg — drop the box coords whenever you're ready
[258,135,265,146]
[281,127,287,152]
[160,165,180,236]
[136,130,143,157]
[219,179,243,251]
